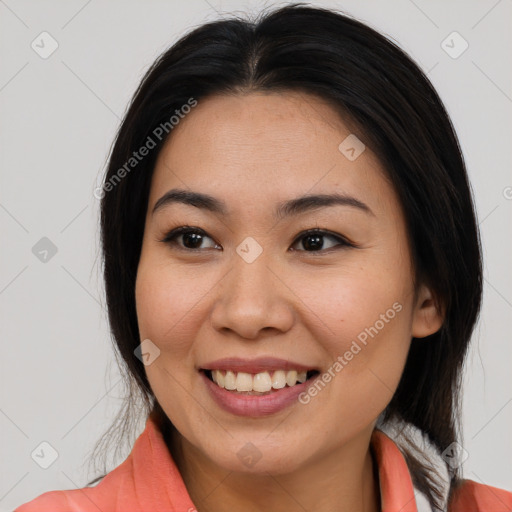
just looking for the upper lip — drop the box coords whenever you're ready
[199,357,318,374]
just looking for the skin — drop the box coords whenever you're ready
[135,91,444,512]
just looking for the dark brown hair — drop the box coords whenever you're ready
[88,4,483,508]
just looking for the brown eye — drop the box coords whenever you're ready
[161,226,220,251]
[290,229,352,252]
[160,226,353,253]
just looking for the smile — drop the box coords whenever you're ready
[204,369,319,394]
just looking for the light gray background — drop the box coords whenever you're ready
[1,0,511,509]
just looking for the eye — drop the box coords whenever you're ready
[160,226,353,253]
[160,226,221,251]
[290,228,353,252]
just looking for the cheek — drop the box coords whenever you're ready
[135,257,217,355]
[135,264,172,343]
[292,264,413,400]
[135,260,203,407]
[296,274,412,432]
[292,261,411,343]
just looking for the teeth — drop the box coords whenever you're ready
[297,371,307,383]
[235,372,253,392]
[210,369,309,392]
[286,370,298,387]
[224,370,236,390]
[253,372,272,392]
[212,369,225,388]
[272,370,286,389]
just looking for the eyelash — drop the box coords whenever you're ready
[159,225,355,254]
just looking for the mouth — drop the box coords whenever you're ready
[201,369,321,396]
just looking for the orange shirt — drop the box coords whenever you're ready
[15,413,512,512]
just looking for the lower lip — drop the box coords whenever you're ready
[201,371,317,417]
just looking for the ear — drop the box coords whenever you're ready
[411,283,444,338]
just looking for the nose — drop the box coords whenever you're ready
[209,249,295,340]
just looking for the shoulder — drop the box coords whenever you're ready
[14,490,77,512]
[13,465,131,511]
[13,465,132,511]
[449,479,512,511]
[13,475,120,512]
[13,413,184,512]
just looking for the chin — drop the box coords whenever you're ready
[201,436,312,476]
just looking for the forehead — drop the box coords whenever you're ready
[149,91,394,217]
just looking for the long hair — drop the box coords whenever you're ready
[88,4,483,508]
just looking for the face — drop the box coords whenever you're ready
[135,91,442,475]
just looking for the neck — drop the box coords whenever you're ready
[165,423,380,512]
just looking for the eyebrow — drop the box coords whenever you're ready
[152,188,374,219]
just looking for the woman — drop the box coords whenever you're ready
[15,3,512,511]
